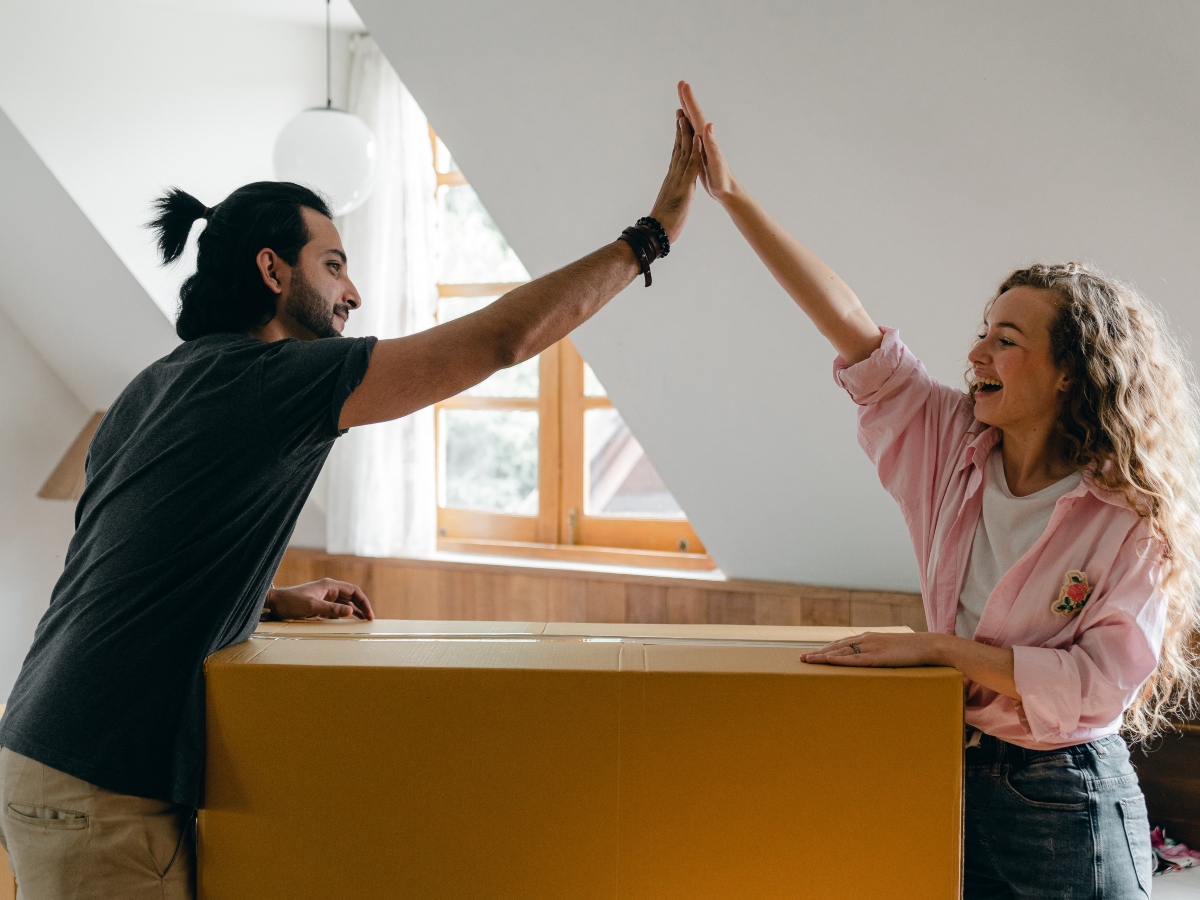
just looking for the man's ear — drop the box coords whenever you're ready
[256,248,286,295]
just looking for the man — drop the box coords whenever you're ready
[0,109,702,898]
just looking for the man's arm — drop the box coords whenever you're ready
[339,110,702,430]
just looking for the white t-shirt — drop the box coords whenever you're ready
[955,452,1083,639]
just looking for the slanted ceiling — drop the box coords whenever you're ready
[354,0,1200,588]
[0,109,177,411]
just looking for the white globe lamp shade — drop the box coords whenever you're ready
[273,108,378,217]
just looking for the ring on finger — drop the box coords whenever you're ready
[849,642,862,655]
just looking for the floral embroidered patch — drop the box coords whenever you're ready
[1052,570,1093,617]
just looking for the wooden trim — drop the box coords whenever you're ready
[436,396,538,411]
[437,170,468,188]
[437,506,537,542]
[38,411,103,501]
[536,344,562,543]
[576,516,706,555]
[560,338,586,544]
[438,282,526,298]
[437,538,717,571]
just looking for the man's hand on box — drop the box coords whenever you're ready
[264,578,375,621]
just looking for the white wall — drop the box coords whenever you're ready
[0,308,88,702]
[355,0,1200,590]
[0,0,356,320]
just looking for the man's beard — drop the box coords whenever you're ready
[285,269,343,339]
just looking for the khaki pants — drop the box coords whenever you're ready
[0,747,194,900]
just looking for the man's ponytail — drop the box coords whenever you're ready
[144,181,331,340]
[147,188,210,265]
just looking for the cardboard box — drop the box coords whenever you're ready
[200,621,962,899]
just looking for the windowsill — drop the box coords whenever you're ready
[427,549,727,582]
[436,537,719,576]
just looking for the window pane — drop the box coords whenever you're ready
[583,362,607,397]
[584,409,685,518]
[442,409,539,514]
[438,295,497,322]
[464,358,538,398]
[438,184,530,284]
[438,296,538,398]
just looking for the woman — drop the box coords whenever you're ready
[676,81,1200,897]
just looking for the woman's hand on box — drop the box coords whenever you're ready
[802,632,945,668]
[264,578,375,621]
[802,632,1019,700]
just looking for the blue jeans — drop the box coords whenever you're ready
[964,733,1153,899]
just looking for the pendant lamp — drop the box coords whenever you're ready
[273,0,377,216]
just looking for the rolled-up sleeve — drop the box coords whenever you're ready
[833,328,974,560]
[1013,529,1165,742]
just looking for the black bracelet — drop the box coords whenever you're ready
[619,228,654,286]
[636,216,670,258]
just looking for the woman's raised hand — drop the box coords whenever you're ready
[678,81,737,203]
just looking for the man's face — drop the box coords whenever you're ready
[279,208,361,339]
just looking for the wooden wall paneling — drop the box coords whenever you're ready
[274,549,928,632]
[753,593,805,626]
[582,578,626,623]
[625,583,669,624]
[799,589,852,627]
[849,592,906,628]
[707,590,757,625]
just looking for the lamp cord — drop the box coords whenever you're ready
[325,0,332,109]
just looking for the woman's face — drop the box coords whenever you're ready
[968,286,1070,432]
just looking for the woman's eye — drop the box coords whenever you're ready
[999,338,1014,347]
[975,334,987,342]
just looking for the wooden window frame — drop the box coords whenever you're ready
[431,129,711,571]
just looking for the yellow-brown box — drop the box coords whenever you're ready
[199,621,962,899]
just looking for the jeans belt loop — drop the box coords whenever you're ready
[964,726,984,750]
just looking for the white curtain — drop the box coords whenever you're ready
[325,35,438,558]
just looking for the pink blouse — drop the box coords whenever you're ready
[834,329,1166,749]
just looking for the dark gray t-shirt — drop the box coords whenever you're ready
[0,332,375,807]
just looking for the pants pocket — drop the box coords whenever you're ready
[1119,795,1153,897]
[1003,761,1089,810]
[5,802,89,830]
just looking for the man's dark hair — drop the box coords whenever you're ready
[147,181,333,341]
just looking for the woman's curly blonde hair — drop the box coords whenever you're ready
[987,262,1200,740]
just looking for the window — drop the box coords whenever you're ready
[431,129,710,570]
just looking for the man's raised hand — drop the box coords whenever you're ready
[647,107,704,244]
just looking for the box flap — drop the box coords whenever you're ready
[254,619,546,637]
[217,634,624,672]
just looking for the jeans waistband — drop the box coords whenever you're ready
[964,729,1124,767]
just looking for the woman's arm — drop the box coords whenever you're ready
[801,631,1019,699]
[678,81,881,365]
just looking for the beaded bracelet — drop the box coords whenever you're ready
[636,216,670,258]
